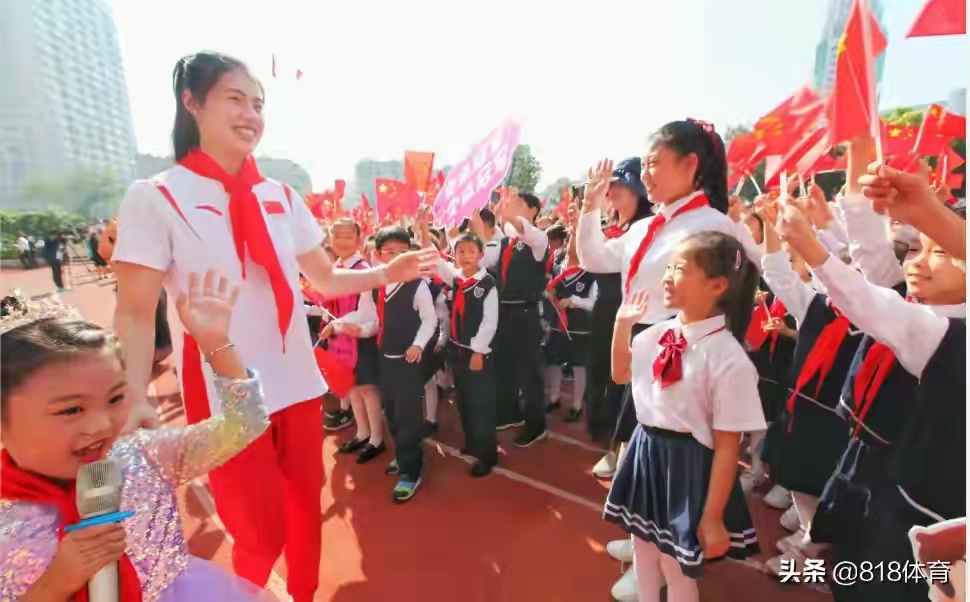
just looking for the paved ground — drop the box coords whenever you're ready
[1,264,830,601]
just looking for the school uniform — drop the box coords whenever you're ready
[544,266,597,367]
[482,218,550,437]
[577,191,764,446]
[347,280,438,483]
[762,250,862,498]
[447,269,499,466]
[582,272,627,444]
[604,315,764,578]
[322,253,374,386]
[113,156,325,601]
[812,255,966,602]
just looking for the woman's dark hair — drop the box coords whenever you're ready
[651,120,729,215]
[1,318,119,420]
[172,51,261,160]
[678,231,759,344]
[374,226,411,250]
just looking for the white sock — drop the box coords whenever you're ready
[424,379,438,424]
[361,386,383,447]
[349,389,370,441]
[791,491,820,541]
[571,366,586,410]
[748,429,767,475]
[544,366,563,403]
[633,538,664,602]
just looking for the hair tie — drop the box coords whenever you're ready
[734,249,742,271]
[687,117,720,149]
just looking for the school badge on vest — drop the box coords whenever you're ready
[576,282,585,293]
[515,241,525,251]
[473,286,484,299]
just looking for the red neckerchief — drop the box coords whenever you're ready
[626,193,710,294]
[545,252,556,275]
[745,297,787,356]
[851,297,916,439]
[178,149,293,352]
[604,224,625,239]
[785,303,852,429]
[654,325,726,388]
[376,288,387,349]
[450,276,480,340]
[546,266,583,331]
[0,450,144,602]
[500,238,518,287]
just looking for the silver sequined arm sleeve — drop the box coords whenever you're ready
[136,370,270,487]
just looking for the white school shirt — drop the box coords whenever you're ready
[112,167,326,415]
[335,280,438,357]
[480,217,549,268]
[811,254,966,379]
[630,314,766,449]
[434,262,499,354]
[577,192,763,325]
[836,192,906,288]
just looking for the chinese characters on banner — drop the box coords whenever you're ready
[432,120,522,228]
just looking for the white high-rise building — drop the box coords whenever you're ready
[0,0,137,208]
[813,0,886,97]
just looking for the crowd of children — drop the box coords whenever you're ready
[0,48,964,602]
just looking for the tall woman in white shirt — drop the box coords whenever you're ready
[111,51,434,602]
[607,231,764,602]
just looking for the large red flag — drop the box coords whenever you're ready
[827,0,888,145]
[727,133,763,179]
[753,87,825,157]
[404,151,435,193]
[425,171,445,206]
[907,0,966,37]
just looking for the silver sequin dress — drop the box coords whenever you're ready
[0,371,279,601]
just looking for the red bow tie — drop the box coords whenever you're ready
[653,329,688,388]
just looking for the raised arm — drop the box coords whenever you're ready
[576,209,624,273]
[759,218,814,326]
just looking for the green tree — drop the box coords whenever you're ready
[504,145,543,195]
[0,209,87,241]
[20,168,125,218]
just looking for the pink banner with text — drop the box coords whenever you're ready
[432,120,521,227]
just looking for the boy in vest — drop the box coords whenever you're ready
[472,188,550,447]
[334,227,439,502]
[435,231,499,476]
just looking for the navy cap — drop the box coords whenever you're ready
[610,157,648,200]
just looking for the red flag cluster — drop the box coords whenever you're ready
[728,0,965,195]
[306,180,347,222]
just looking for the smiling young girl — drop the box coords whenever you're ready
[0,270,277,601]
[606,231,763,602]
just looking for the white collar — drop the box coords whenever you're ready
[657,191,705,219]
[673,314,728,346]
[336,252,362,268]
[457,268,488,282]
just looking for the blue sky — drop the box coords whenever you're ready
[112,0,967,188]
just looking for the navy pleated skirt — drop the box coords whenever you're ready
[355,337,380,386]
[604,424,760,578]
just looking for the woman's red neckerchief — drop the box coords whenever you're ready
[178,149,293,352]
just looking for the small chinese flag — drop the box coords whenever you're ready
[753,87,824,156]
[907,0,966,38]
[826,0,888,145]
[881,122,920,157]
[915,105,960,155]
[425,171,445,206]
[374,179,419,222]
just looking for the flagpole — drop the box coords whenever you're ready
[859,0,883,162]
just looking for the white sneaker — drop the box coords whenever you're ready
[776,528,807,554]
[606,538,634,563]
[611,567,640,602]
[763,484,793,509]
[780,505,800,533]
[592,452,617,479]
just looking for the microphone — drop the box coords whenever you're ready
[76,460,123,602]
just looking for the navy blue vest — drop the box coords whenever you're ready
[373,280,423,356]
[491,237,548,303]
[451,273,496,347]
[890,318,966,519]
[549,268,596,334]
